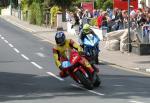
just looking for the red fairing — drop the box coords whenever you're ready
[70,50,81,64]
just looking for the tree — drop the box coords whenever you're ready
[50,0,76,9]
[72,0,82,8]
[96,0,103,9]
[50,0,77,21]
[96,0,113,10]
[102,0,113,10]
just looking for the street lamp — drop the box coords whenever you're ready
[128,0,131,52]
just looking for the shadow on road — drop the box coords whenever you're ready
[100,74,150,99]
[0,71,150,101]
[0,72,89,102]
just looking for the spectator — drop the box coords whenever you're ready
[97,11,109,37]
[146,13,150,24]
[122,10,128,28]
[93,9,98,18]
[66,9,71,21]
[107,8,113,19]
[130,5,136,18]
[82,9,91,25]
[111,8,122,31]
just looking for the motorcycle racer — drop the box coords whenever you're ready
[52,31,95,78]
[79,23,98,47]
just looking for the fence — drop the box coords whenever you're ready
[141,25,150,44]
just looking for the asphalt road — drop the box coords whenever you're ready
[0,18,150,103]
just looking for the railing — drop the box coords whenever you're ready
[141,25,150,44]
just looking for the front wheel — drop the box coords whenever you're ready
[93,74,101,87]
[75,70,93,90]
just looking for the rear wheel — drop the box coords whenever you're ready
[95,56,99,64]
[95,54,99,64]
[75,71,93,90]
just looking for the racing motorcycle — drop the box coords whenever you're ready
[82,34,100,64]
[61,49,101,90]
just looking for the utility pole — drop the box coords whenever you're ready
[18,0,21,19]
[10,0,12,15]
[128,0,131,52]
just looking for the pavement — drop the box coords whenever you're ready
[0,15,150,74]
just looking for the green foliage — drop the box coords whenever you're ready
[12,0,18,8]
[141,0,146,2]
[89,18,97,26]
[29,2,43,25]
[85,0,91,2]
[0,7,2,15]
[35,3,43,25]
[50,6,60,26]
[73,0,82,7]
[96,0,103,9]
[21,0,28,13]
[50,0,76,9]
[29,2,36,24]
[43,0,51,8]
[21,0,31,21]
[102,0,113,10]
[21,0,83,25]
[68,6,76,12]
[96,0,113,10]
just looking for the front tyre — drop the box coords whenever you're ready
[75,71,93,90]
[93,74,101,87]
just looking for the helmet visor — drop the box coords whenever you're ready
[57,40,65,46]
[84,29,89,33]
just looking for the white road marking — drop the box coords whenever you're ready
[31,62,43,69]
[47,72,64,81]
[71,84,105,96]
[36,52,45,58]
[0,35,1,37]
[1,37,5,40]
[21,54,30,60]
[8,43,14,47]
[113,84,124,87]
[13,48,20,53]
[41,39,49,42]
[4,40,9,43]
[129,100,144,103]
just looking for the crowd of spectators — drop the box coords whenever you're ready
[66,6,150,34]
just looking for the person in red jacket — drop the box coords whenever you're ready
[97,11,108,28]
[97,14,103,28]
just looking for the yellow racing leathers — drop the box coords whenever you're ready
[52,39,94,77]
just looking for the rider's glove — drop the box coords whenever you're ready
[59,65,64,70]
[80,44,83,48]
[79,51,85,56]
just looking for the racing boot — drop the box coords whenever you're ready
[59,71,69,78]
[92,64,99,73]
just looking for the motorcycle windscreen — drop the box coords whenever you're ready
[83,34,100,46]
[93,35,100,44]
[61,61,71,68]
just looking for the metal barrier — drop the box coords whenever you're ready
[141,25,150,44]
